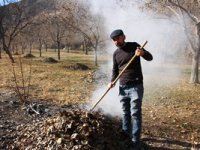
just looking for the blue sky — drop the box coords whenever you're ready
[0,0,18,5]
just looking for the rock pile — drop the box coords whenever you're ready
[2,109,131,150]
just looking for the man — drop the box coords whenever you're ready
[108,29,153,149]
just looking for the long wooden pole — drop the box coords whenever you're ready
[90,41,148,111]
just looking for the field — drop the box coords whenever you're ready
[0,50,199,149]
[0,50,100,105]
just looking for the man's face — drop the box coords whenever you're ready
[112,35,125,48]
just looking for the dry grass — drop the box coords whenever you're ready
[0,50,104,105]
[142,66,200,149]
[0,51,199,149]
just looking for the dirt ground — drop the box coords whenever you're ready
[0,53,200,149]
[142,76,200,149]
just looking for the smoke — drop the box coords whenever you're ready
[88,0,187,115]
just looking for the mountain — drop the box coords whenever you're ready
[19,0,56,16]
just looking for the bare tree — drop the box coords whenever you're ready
[168,0,200,83]
[18,34,27,54]
[83,15,106,66]
[0,0,106,63]
[41,22,52,53]
[34,18,52,53]
[63,31,74,53]
[0,0,32,63]
[140,0,200,83]
[22,27,35,55]
[60,0,106,66]
[83,36,90,55]
[11,55,32,104]
[34,19,46,57]
[49,16,66,60]
[46,7,66,60]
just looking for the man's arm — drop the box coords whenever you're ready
[142,49,153,61]
[135,47,153,61]
[108,53,119,88]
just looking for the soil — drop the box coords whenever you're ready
[0,76,200,149]
[0,89,60,138]
[65,63,91,70]
[23,53,36,58]
[43,57,58,63]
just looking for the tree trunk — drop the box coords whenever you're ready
[7,51,14,63]
[86,47,88,55]
[43,41,48,52]
[45,44,48,52]
[29,42,32,54]
[15,45,19,55]
[190,49,200,83]
[57,41,61,60]
[1,37,15,62]
[65,39,70,53]
[82,42,85,52]
[83,38,88,55]
[94,46,98,66]
[190,22,200,83]
[21,45,25,54]
[67,45,70,53]
[0,47,1,59]
[39,46,42,57]
[39,39,42,57]
[4,46,15,63]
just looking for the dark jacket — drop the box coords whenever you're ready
[111,42,153,85]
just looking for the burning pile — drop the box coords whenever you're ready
[2,109,131,150]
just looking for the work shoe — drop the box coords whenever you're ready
[127,142,140,150]
[140,141,150,150]
[128,141,150,150]
[120,130,131,139]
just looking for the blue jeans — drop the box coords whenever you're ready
[119,84,144,143]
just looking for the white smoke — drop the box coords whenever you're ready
[89,0,187,115]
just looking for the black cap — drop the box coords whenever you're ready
[110,29,124,39]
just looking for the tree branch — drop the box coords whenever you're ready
[168,0,199,23]
[175,0,197,53]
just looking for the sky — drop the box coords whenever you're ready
[0,0,18,5]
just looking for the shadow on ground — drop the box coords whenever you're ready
[143,137,200,149]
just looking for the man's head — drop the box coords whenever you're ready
[110,29,126,48]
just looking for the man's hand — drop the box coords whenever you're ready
[135,47,144,56]
[107,82,115,89]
